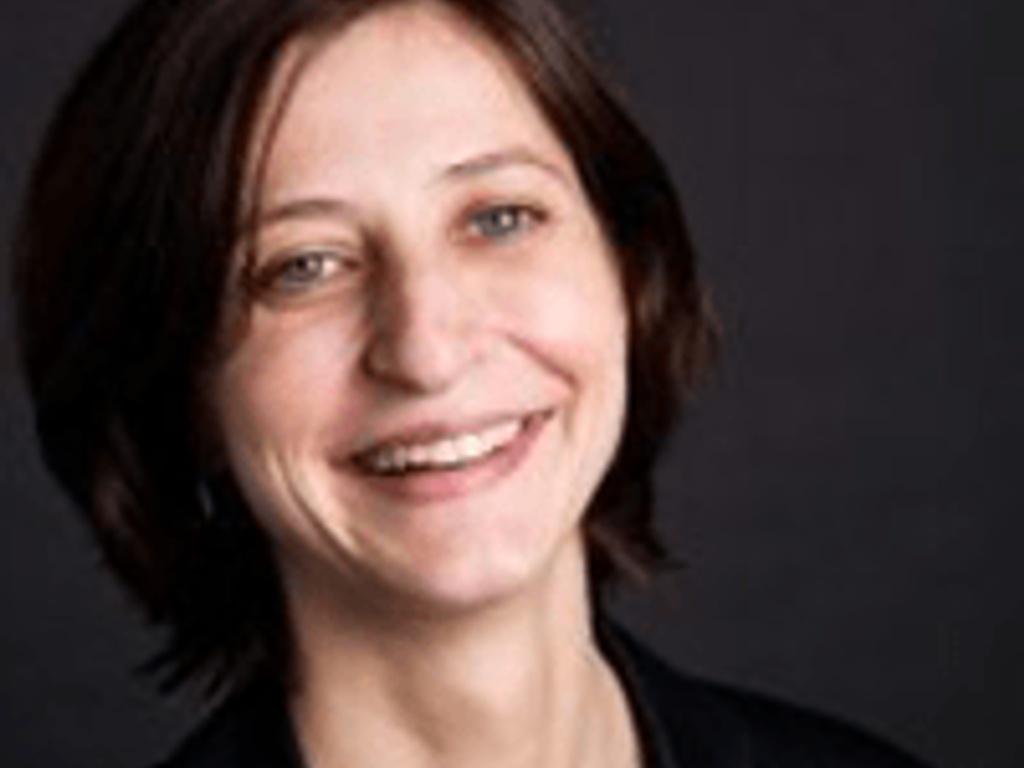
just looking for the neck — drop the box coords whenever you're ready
[283,543,639,768]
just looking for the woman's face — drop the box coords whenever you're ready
[213,3,628,616]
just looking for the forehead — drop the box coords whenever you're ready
[249,2,576,204]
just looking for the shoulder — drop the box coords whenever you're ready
[152,679,300,768]
[603,624,931,768]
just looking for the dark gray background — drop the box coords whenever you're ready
[1,0,1021,766]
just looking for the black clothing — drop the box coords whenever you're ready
[157,626,928,768]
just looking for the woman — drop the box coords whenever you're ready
[13,0,928,766]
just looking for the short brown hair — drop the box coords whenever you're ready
[13,0,716,696]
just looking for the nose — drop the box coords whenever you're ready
[363,259,484,392]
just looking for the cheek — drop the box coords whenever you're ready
[213,312,361,462]
[493,237,629,491]
[496,240,628,382]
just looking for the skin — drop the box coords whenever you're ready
[212,3,639,767]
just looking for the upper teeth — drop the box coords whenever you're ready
[360,418,523,474]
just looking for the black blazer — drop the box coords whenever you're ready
[157,625,929,768]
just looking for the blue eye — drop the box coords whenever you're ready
[258,250,352,295]
[277,253,334,288]
[468,205,538,241]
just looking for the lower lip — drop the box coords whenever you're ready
[347,412,551,504]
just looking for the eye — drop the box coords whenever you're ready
[254,249,356,296]
[466,204,542,242]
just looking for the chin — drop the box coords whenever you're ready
[294,509,589,623]
[391,539,583,617]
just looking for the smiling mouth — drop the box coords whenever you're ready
[352,414,541,477]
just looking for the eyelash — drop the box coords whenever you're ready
[248,202,548,298]
[463,202,546,243]
[252,248,356,296]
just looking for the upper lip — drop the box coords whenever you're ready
[343,408,550,462]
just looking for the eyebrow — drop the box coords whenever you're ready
[253,197,357,230]
[439,146,571,186]
[252,146,570,229]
